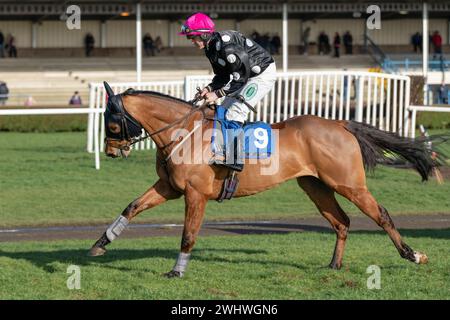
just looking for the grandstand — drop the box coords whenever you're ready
[0,1,449,106]
[0,55,377,106]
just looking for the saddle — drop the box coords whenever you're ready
[211,106,273,162]
[211,106,273,202]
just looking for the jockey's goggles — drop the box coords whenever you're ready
[181,24,212,37]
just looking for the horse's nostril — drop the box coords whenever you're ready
[105,149,118,158]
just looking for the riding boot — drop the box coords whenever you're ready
[223,127,244,172]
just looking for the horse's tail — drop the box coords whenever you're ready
[345,121,445,181]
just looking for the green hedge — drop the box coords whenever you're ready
[0,115,88,132]
[0,111,448,133]
[416,111,450,130]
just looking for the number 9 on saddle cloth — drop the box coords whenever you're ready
[211,105,273,172]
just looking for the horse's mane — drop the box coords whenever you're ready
[122,89,192,107]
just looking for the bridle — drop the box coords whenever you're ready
[104,89,210,153]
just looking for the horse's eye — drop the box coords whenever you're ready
[109,123,121,133]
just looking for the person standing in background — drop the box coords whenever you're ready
[271,33,281,55]
[333,32,341,58]
[0,81,9,105]
[69,91,83,105]
[411,32,422,53]
[302,27,310,55]
[154,36,163,54]
[143,33,155,56]
[84,33,95,57]
[431,31,442,59]
[318,31,326,55]
[7,34,17,58]
[343,31,353,54]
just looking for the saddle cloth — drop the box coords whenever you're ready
[211,106,273,160]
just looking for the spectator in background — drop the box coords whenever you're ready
[251,30,261,46]
[84,33,95,57]
[24,95,36,106]
[154,36,163,54]
[318,31,327,55]
[0,81,9,105]
[431,31,442,59]
[69,91,82,105]
[302,26,310,55]
[437,82,447,104]
[343,31,353,54]
[0,30,4,58]
[318,31,331,55]
[411,32,422,53]
[333,32,341,58]
[271,33,281,55]
[261,33,270,52]
[7,34,17,58]
[143,33,155,56]
[324,32,331,54]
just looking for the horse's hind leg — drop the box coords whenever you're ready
[297,176,350,269]
[337,187,428,264]
[89,179,181,256]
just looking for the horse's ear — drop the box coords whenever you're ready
[104,81,114,98]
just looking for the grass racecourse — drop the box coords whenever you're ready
[0,131,449,299]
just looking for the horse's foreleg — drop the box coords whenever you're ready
[89,179,181,256]
[297,176,350,269]
[165,182,207,278]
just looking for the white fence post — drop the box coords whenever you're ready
[87,84,95,153]
[355,76,364,122]
[184,76,191,102]
[404,77,411,137]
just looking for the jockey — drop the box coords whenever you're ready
[179,12,277,171]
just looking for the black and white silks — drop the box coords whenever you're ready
[204,30,274,98]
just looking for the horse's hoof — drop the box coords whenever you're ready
[88,246,106,257]
[329,262,342,270]
[414,252,428,264]
[164,270,183,278]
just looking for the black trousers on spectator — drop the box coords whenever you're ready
[334,47,340,58]
[8,46,17,58]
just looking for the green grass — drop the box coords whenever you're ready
[0,111,448,132]
[0,115,87,132]
[0,230,448,299]
[0,132,450,228]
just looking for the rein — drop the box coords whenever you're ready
[116,96,212,152]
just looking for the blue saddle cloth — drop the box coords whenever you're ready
[211,106,273,159]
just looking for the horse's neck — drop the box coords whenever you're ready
[127,94,195,149]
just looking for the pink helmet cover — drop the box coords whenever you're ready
[179,12,215,36]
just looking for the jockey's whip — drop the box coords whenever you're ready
[237,95,257,113]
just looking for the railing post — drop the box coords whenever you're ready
[184,76,190,101]
[404,77,411,137]
[94,106,100,170]
[87,83,95,153]
[355,76,364,122]
[410,108,417,138]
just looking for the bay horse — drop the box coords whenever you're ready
[89,82,436,278]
